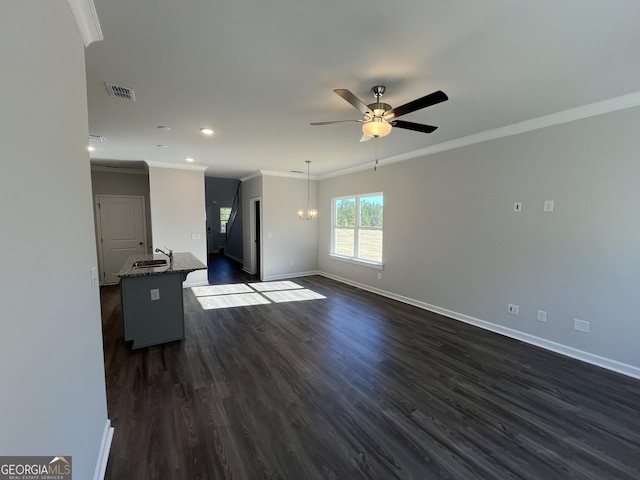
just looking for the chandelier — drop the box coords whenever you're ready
[298,161,317,220]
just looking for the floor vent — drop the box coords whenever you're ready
[89,134,106,142]
[104,82,136,101]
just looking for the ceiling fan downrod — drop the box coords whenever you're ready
[368,85,391,118]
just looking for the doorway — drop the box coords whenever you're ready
[248,196,262,279]
[95,194,148,284]
[255,199,261,278]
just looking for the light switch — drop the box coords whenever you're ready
[514,202,522,212]
[544,200,554,212]
[91,267,99,291]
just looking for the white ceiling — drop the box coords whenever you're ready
[85,0,640,178]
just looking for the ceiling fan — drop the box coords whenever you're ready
[311,86,448,142]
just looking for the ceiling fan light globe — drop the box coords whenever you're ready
[362,118,392,138]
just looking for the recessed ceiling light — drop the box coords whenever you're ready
[157,125,171,131]
[87,146,95,152]
[185,157,195,163]
[200,128,214,136]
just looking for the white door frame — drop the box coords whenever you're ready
[248,196,262,278]
[206,205,214,254]
[94,194,148,285]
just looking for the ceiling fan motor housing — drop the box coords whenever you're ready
[367,102,391,117]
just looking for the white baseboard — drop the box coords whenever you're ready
[263,270,320,282]
[319,272,640,380]
[92,419,114,480]
[224,252,243,264]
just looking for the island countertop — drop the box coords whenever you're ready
[117,252,207,278]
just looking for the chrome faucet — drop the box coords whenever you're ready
[155,247,174,266]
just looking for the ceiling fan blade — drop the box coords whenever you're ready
[310,119,362,126]
[359,134,372,142]
[390,120,438,133]
[384,90,448,120]
[334,89,371,115]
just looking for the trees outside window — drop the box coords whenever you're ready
[332,193,383,263]
[220,207,231,233]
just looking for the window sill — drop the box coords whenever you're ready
[329,254,384,270]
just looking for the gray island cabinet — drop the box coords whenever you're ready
[117,252,206,349]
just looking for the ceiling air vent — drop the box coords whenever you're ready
[89,134,106,142]
[104,82,136,101]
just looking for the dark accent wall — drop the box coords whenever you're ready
[205,177,243,261]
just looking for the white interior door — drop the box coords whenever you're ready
[96,195,147,284]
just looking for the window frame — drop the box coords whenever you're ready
[330,192,383,269]
[219,206,232,234]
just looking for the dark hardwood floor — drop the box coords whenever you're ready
[101,255,640,479]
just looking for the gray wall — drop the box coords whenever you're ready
[91,168,153,252]
[241,175,263,275]
[319,106,640,371]
[262,175,319,279]
[240,174,319,279]
[0,1,109,477]
[204,176,242,260]
[149,166,208,286]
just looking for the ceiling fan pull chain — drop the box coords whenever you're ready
[374,137,379,171]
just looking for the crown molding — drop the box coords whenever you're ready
[90,165,147,175]
[320,90,640,180]
[66,0,103,47]
[261,170,320,180]
[240,171,262,182]
[240,170,319,182]
[146,161,208,172]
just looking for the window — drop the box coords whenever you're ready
[332,193,383,265]
[220,207,232,233]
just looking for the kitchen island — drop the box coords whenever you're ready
[117,252,206,349]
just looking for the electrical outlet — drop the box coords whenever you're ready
[377,272,382,280]
[574,318,590,333]
[508,304,520,315]
[150,289,160,301]
[544,200,554,212]
[514,202,522,212]
[537,310,547,322]
[290,260,294,266]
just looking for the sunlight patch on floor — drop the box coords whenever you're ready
[262,289,326,303]
[192,284,254,296]
[196,292,270,310]
[249,281,303,292]
[192,281,325,310]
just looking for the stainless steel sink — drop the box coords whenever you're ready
[132,259,168,269]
